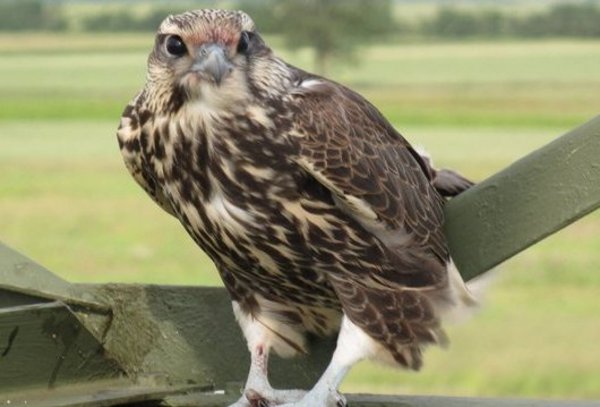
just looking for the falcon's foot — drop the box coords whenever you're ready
[278,316,371,407]
[229,388,306,407]
[277,389,346,407]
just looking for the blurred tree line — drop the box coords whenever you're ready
[0,0,66,31]
[422,3,600,38]
[1,0,599,73]
[239,0,396,74]
[2,0,599,39]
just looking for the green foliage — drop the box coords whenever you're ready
[3,1,600,44]
[81,7,188,32]
[423,3,600,38]
[239,0,397,73]
[82,12,141,32]
[0,0,66,31]
[423,8,510,38]
[515,3,600,38]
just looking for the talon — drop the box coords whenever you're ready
[245,389,270,407]
[335,391,347,407]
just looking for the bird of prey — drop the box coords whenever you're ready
[117,9,475,407]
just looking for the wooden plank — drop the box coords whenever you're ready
[0,243,109,313]
[162,391,600,407]
[445,115,600,280]
[1,381,207,407]
[0,301,122,393]
[5,382,599,407]
[345,394,600,407]
[84,284,335,390]
[0,288,49,308]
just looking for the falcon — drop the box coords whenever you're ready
[117,9,475,407]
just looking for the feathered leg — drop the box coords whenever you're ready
[279,315,375,407]
[229,302,306,407]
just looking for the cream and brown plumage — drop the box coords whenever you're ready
[117,9,474,407]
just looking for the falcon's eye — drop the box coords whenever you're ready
[165,35,187,57]
[237,31,252,54]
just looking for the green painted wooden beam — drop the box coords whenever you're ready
[165,392,600,407]
[5,384,599,407]
[0,243,109,313]
[1,381,207,407]
[0,301,122,391]
[445,115,600,280]
[82,284,335,390]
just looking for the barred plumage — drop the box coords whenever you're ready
[117,9,474,406]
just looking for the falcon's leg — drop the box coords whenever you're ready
[279,315,373,407]
[229,302,306,407]
[228,341,269,407]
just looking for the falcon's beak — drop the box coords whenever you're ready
[191,44,233,86]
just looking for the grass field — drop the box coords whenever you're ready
[1,33,599,399]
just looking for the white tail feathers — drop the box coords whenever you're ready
[434,261,491,324]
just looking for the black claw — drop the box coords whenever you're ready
[245,389,270,407]
[336,392,348,407]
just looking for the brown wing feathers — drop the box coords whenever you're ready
[289,78,451,368]
[290,79,449,264]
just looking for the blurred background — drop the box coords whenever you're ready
[1,0,599,400]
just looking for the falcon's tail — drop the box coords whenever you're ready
[432,168,475,198]
[436,261,478,324]
[430,259,497,327]
[413,146,475,197]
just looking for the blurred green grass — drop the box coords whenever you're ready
[0,33,599,399]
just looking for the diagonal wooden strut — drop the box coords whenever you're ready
[444,115,600,280]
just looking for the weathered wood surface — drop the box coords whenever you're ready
[0,243,109,312]
[0,300,121,391]
[165,392,600,407]
[0,246,124,399]
[4,383,600,407]
[1,381,207,407]
[84,284,335,389]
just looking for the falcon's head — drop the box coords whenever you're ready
[145,9,290,114]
